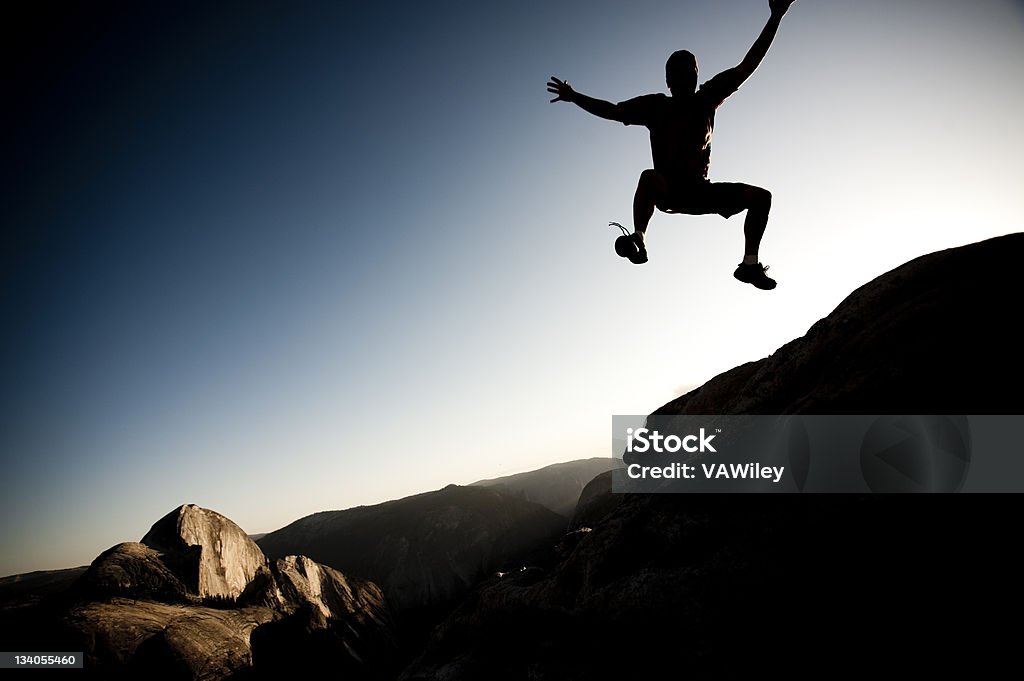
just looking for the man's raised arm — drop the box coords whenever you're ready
[547,76,623,122]
[725,0,796,87]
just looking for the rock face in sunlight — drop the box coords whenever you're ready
[140,504,267,601]
[399,233,1024,679]
[270,554,389,626]
[17,505,399,681]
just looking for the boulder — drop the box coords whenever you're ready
[142,504,267,600]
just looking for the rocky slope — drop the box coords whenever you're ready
[654,232,1024,415]
[2,504,398,680]
[400,234,1024,678]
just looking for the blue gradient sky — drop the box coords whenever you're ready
[3,0,1023,576]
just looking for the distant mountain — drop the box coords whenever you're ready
[258,484,566,612]
[471,457,618,517]
[400,234,1024,678]
[0,567,87,610]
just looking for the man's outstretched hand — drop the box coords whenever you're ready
[547,76,576,104]
[769,0,796,17]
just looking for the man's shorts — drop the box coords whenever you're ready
[654,176,749,219]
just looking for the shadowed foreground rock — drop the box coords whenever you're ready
[67,599,274,679]
[72,542,190,603]
[400,234,1024,679]
[56,505,399,680]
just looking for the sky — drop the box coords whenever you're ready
[2,0,1023,576]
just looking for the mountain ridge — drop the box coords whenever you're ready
[258,483,566,612]
[470,457,617,517]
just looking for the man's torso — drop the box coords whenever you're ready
[617,70,741,179]
[646,94,717,179]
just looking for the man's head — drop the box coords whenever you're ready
[666,50,698,95]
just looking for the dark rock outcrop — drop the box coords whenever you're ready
[74,542,191,603]
[249,557,398,678]
[400,234,1024,679]
[654,232,1024,415]
[67,599,276,679]
[568,470,621,530]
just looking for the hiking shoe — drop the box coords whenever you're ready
[610,222,648,264]
[613,232,648,264]
[629,233,648,264]
[733,262,777,290]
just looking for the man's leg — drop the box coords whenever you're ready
[733,184,775,289]
[620,169,669,264]
[698,182,776,289]
[740,185,772,265]
[633,169,668,239]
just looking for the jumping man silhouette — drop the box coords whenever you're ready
[547,0,797,290]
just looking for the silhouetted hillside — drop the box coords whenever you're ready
[258,485,566,613]
[654,232,1024,415]
[471,457,617,517]
[401,234,1024,679]
[0,567,87,609]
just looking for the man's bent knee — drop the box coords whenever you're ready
[637,169,667,197]
[638,168,661,187]
[746,186,771,210]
